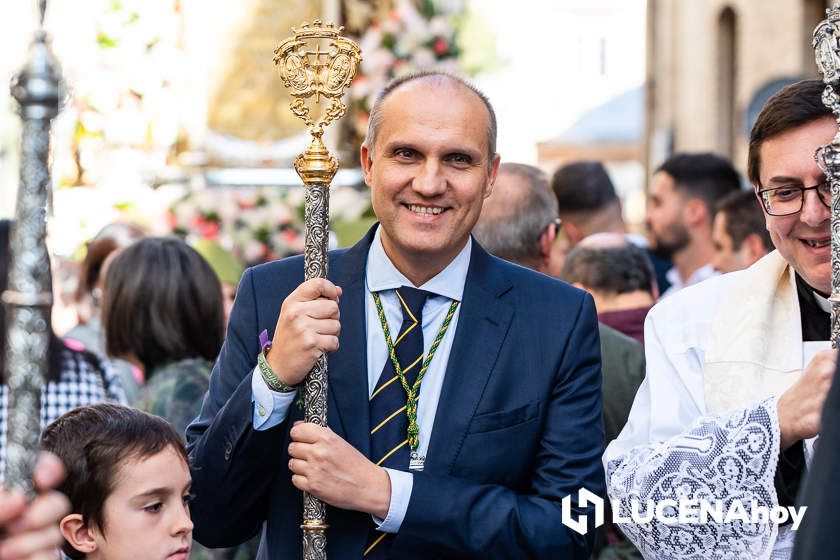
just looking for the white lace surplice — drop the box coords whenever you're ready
[604,253,812,560]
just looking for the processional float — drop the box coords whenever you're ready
[813,4,840,347]
[3,0,62,493]
[274,20,361,560]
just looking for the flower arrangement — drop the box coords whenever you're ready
[348,0,465,138]
[167,186,372,266]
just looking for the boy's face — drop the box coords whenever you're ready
[91,445,193,560]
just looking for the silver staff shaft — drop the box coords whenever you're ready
[4,2,62,493]
[813,5,840,347]
[301,182,330,559]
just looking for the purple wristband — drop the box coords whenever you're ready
[259,329,271,351]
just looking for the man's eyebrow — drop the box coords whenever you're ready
[765,175,806,185]
[381,141,418,153]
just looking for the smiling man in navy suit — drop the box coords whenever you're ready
[186,71,605,559]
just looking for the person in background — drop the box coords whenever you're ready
[552,160,672,294]
[472,162,562,275]
[474,161,643,560]
[0,220,125,475]
[64,222,145,401]
[712,189,774,273]
[645,153,741,297]
[101,237,224,436]
[562,235,657,345]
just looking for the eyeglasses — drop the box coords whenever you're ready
[756,181,831,216]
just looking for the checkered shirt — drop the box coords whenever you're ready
[0,343,126,479]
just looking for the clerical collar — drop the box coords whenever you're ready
[795,273,830,341]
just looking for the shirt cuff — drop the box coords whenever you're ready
[251,365,298,430]
[372,469,413,533]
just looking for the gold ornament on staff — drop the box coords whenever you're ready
[274,20,361,560]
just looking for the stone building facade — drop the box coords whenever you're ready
[645,0,832,178]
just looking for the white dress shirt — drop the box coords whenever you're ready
[661,263,718,298]
[251,227,468,533]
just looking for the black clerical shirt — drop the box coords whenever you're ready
[775,274,830,520]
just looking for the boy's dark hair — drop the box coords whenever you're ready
[655,153,741,213]
[102,237,224,375]
[41,403,187,559]
[562,243,656,296]
[748,79,832,186]
[715,190,774,251]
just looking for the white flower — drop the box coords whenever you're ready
[241,240,265,263]
[412,47,436,68]
[285,187,306,209]
[359,27,384,54]
[361,48,396,77]
[172,202,197,228]
[428,16,452,36]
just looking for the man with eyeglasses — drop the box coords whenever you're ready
[604,79,838,560]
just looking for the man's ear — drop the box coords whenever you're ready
[360,143,373,188]
[484,153,501,199]
[742,232,769,266]
[538,222,556,264]
[683,198,710,228]
[60,513,98,555]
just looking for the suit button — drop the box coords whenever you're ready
[224,443,232,461]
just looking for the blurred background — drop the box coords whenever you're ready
[0,0,831,330]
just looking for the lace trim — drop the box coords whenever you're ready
[606,397,784,559]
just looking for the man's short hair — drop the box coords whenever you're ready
[473,163,558,267]
[562,243,656,297]
[748,79,832,185]
[364,71,497,164]
[41,403,187,559]
[551,160,618,214]
[716,190,773,251]
[655,153,742,212]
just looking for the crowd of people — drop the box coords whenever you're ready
[0,71,835,560]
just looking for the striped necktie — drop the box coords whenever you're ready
[365,286,428,558]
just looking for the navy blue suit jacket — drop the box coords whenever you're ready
[186,226,605,559]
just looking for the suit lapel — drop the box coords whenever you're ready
[327,227,375,458]
[424,244,514,474]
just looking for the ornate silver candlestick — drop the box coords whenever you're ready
[3,0,62,493]
[814,5,840,346]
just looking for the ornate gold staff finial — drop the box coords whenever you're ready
[273,20,361,560]
[274,20,362,186]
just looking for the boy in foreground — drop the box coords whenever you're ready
[42,404,193,560]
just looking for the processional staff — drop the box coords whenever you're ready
[3,0,62,493]
[813,4,840,347]
[273,20,362,560]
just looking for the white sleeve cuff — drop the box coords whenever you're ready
[372,469,413,533]
[251,365,298,430]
